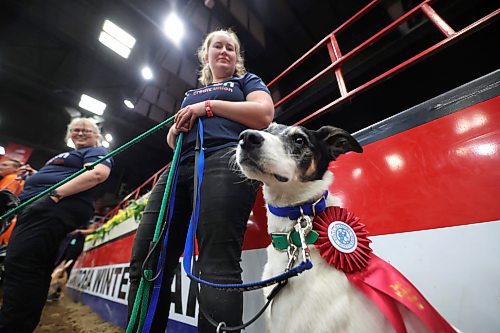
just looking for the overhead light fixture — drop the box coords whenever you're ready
[98,19,136,59]
[141,66,153,80]
[124,99,135,109]
[104,133,113,142]
[0,146,5,155]
[102,140,110,148]
[163,13,185,46]
[79,94,107,115]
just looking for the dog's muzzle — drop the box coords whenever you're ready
[237,130,289,183]
[238,130,264,151]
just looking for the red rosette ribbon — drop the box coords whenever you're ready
[313,206,372,273]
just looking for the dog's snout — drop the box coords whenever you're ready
[239,131,264,150]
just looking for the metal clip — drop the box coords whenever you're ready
[216,322,226,333]
[286,243,298,271]
[295,212,313,262]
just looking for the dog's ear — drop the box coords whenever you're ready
[316,126,363,160]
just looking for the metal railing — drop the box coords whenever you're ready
[99,0,498,227]
[267,0,499,125]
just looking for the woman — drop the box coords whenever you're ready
[0,117,113,333]
[0,158,24,196]
[128,28,274,332]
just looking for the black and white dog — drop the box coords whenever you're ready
[236,123,457,333]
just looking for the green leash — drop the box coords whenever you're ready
[126,132,183,333]
[0,115,176,222]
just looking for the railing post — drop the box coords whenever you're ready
[327,33,348,97]
[421,3,456,37]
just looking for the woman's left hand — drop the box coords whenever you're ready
[174,101,206,132]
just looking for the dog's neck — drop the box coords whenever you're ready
[262,171,333,208]
[263,171,333,234]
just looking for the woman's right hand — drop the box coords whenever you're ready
[166,125,180,149]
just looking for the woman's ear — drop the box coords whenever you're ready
[203,53,208,63]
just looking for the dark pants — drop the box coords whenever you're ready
[128,148,259,333]
[0,196,91,333]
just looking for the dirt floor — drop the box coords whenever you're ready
[34,296,124,333]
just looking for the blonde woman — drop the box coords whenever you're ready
[0,118,113,333]
[128,29,274,332]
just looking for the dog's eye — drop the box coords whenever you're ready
[294,136,305,145]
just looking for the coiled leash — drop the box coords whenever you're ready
[127,132,184,333]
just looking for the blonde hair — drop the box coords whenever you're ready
[197,28,246,86]
[65,117,102,147]
[4,158,21,169]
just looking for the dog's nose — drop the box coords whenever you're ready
[239,131,264,150]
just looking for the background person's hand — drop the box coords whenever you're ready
[18,164,37,176]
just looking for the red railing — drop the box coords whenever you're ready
[99,0,498,227]
[267,0,499,125]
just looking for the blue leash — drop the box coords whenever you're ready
[182,118,313,291]
[142,157,181,332]
[141,118,313,332]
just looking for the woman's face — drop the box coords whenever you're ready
[69,121,98,149]
[0,160,18,177]
[206,32,238,81]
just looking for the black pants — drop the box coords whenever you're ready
[0,196,91,333]
[128,148,259,333]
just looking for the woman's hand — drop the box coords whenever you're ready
[166,125,180,149]
[174,101,205,132]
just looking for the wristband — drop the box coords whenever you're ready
[205,100,214,118]
[49,189,63,200]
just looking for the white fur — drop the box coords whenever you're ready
[236,125,456,333]
[261,171,433,333]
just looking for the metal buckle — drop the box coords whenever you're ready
[310,193,325,217]
[286,243,298,271]
[216,322,226,333]
[295,209,313,262]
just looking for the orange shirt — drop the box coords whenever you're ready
[0,173,25,196]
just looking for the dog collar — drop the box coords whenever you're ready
[267,191,328,220]
[271,230,319,251]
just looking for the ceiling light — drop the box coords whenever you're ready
[98,31,132,59]
[0,146,5,155]
[79,94,106,115]
[124,99,135,109]
[104,133,113,142]
[141,66,153,80]
[102,140,110,148]
[102,20,136,49]
[98,20,136,59]
[163,13,185,46]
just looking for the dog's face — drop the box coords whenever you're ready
[236,123,363,187]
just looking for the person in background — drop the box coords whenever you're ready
[127,28,274,332]
[0,158,28,246]
[0,117,113,333]
[0,158,24,196]
[48,222,96,301]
